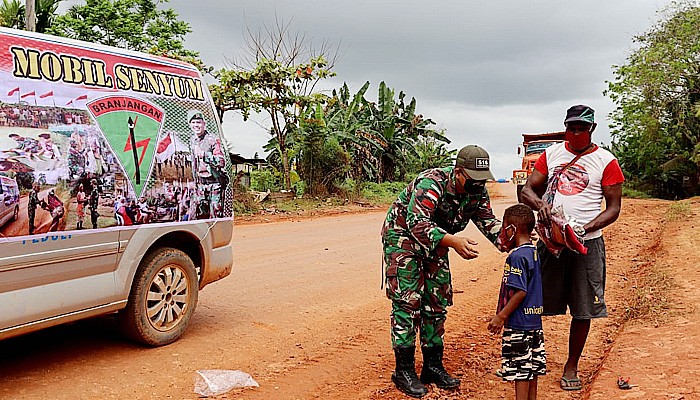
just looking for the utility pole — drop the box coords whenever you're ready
[25,0,36,32]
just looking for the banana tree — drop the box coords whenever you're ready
[367,82,449,182]
[0,0,24,28]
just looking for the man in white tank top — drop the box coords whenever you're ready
[521,105,624,391]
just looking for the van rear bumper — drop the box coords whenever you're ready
[201,243,232,289]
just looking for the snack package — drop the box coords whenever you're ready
[536,205,588,257]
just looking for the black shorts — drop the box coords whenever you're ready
[501,328,546,381]
[538,236,607,319]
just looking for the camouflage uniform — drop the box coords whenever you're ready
[382,166,501,348]
[89,187,99,228]
[191,131,227,218]
[28,188,39,234]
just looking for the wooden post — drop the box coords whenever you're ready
[25,0,36,32]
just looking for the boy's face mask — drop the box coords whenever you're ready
[497,224,517,252]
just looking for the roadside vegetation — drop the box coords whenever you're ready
[607,0,700,200]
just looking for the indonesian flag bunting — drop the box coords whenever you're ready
[21,91,36,98]
[7,87,19,96]
[39,91,54,98]
[155,132,176,163]
[75,94,88,101]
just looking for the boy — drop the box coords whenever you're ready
[488,204,546,400]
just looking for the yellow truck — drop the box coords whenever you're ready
[512,131,565,201]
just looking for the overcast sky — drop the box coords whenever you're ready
[64,0,672,179]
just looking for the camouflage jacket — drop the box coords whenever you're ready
[381,167,501,256]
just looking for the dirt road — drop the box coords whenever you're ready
[0,186,697,400]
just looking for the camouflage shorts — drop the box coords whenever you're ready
[501,328,546,381]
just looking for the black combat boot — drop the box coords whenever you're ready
[420,345,460,389]
[391,346,428,398]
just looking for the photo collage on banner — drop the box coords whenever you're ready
[0,29,232,239]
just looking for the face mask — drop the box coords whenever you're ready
[566,130,592,151]
[463,179,486,193]
[497,224,517,252]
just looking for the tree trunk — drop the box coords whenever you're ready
[25,0,36,31]
[270,109,292,190]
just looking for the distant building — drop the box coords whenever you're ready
[229,153,269,187]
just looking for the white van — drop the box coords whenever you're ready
[0,175,20,227]
[0,28,233,346]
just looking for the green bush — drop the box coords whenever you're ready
[250,169,280,192]
[335,178,357,199]
[292,180,307,197]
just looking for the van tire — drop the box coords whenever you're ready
[118,247,198,346]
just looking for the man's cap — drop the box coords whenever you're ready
[564,104,595,124]
[456,145,495,181]
[187,110,205,123]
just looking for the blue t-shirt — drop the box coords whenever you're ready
[496,243,543,330]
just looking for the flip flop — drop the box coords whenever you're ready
[560,376,582,391]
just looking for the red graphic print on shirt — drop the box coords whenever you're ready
[554,163,589,196]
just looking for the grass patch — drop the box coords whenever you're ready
[665,201,692,221]
[359,181,408,205]
[624,264,678,327]
[622,186,652,199]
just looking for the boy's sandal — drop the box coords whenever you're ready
[560,376,582,391]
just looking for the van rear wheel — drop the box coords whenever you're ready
[118,247,198,346]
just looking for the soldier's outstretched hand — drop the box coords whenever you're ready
[452,237,479,259]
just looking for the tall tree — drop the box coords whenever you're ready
[210,18,337,190]
[47,0,197,60]
[606,0,700,198]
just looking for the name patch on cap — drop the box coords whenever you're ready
[475,158,489,169]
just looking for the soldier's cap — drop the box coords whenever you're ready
[38,132,51,139]
[456,145,495,181]
[187,110,205,123]
[564,104,595,125]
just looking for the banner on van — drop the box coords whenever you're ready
[0,29,232,239]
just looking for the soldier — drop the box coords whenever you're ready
[88,179,100,229]
[28,182,40,235]
[8,133,41,160]
[382,145,502,397]
[188,110,228,218]
[68,139,85,180]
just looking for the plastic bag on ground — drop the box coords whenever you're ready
[194,369,259,397]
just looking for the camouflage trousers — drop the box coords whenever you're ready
[384,238,453,348]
